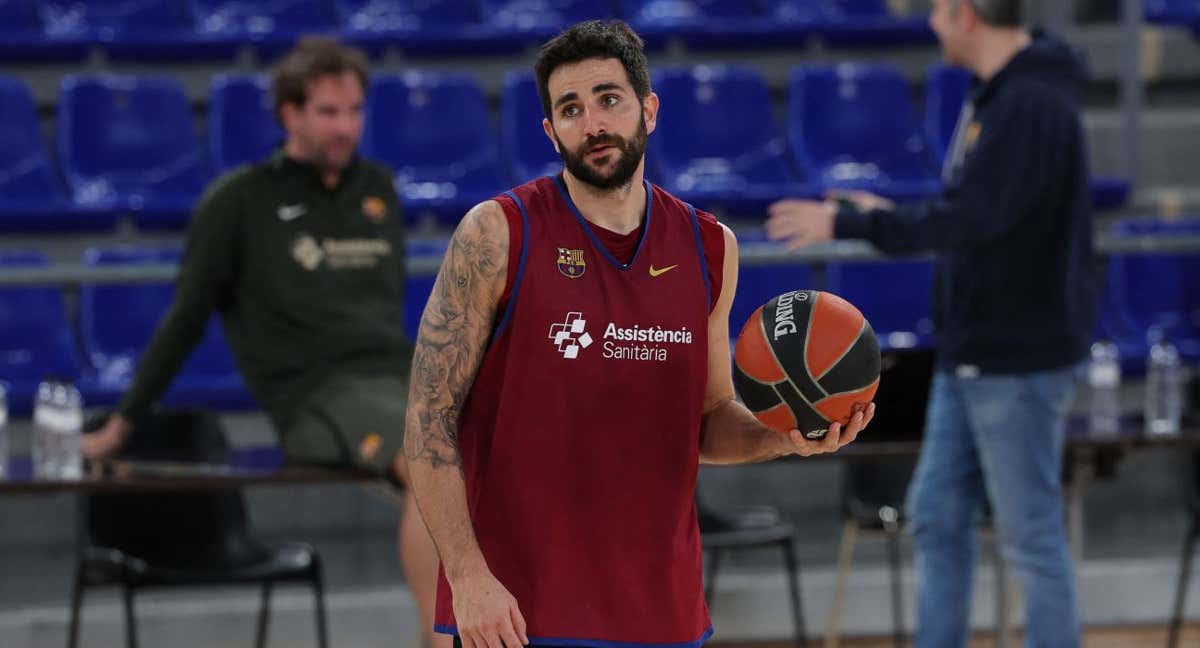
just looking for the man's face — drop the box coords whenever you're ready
[542,57,658,191]
[281,71,364,171]
[930,0,971,66]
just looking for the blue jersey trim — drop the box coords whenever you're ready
[435,624,715,648]
[686,204,712,311]
[491,191,531,343]
[551,174,653,271]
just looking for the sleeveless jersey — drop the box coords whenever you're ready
[433,175,724,647]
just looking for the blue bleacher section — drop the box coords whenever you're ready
[364,71,510,227]
[0,250,81,415]
[209,74,283,172]
[76,246,256,410]
[651,65,814,216]
[826,258,935,351]
[789,63,940,201]
[501,72,560,184]
[922,62,1132,210]
[1143,0,1200,25]
[58,74,210,230]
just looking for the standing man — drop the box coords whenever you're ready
[767,2,1095,647]
[80,37,445,648]
[403,20,873,648]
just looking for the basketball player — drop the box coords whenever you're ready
[403,20,874,648]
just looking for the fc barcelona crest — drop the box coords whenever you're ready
[557,247,586,279]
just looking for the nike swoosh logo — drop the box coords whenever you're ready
[277,204,307,221]
[648,264,678,278]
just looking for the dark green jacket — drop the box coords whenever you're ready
[118,152,411,429]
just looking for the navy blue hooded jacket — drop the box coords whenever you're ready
[835,31,1097,374]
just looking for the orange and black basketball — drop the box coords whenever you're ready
[733,290,881,439]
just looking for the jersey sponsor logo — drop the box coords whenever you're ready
[557,247,586,279]
[291,233,393,271]
[362,196,388,223]
[549,312,593,359]
[277,203,307,221]
[549,311,694,362]
[292,234,325,271]
[648,263,678,278]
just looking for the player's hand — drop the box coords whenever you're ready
[825,189,895,213]
[765,199,836,250]
[785,403,875,457]
[81,413,132,461]
[450,568,529,648]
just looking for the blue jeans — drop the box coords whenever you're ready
[906,366,1081,648]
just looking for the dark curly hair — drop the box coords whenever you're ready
[534,20,651,120]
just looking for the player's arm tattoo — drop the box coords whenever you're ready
[404,202,508,471]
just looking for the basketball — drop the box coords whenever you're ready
[733,290,881,439]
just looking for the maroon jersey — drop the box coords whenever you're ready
[434,175,725,647]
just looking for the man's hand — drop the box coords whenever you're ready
[783,403,875,457]
[81,414,131,461]
[765,199,837,250]
[826,189,895,214]
[450,567,529,648]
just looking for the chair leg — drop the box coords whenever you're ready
[312,560,330,648]
[255,582,273,648]
[122,586,139,648]
[66,565,85,648]
[1169,512,1200,648]
[825,521,857,648]
[780,538,808,648]
[885,531,904,648]
[704,549,722,607]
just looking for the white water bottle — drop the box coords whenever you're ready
[1087,341,1121,436]
[1145,332,1183,436]
[32,380,84,480]
[0,383,8,479]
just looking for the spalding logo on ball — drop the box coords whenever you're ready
[734,290,881,439]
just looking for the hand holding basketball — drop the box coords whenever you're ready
[782,403,876,457]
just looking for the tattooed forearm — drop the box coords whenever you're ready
[404,201,508,471]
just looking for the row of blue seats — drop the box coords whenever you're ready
[0,64,1131,232]
[1,219,1196,413]
[0,0,931,62]
[1144,0,1200,27]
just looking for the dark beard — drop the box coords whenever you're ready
[555,114,647,192]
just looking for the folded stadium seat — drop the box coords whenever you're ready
[923,62,1131,210]
[39,0,235,61]
[809,0,933,46]
[58,74,211,230]
[190,0,339,59]
[620,0,760,49]
[650,66,815,219]
[1104,219,1200,372]
[209,74,283,172]
[1143,0,1200,25]
[0,251,82,416]
[77,246,257,411]
[363,72,511,229]
[0,75,118,231]
[789,64,940,202]
[826,258,935,351]
[0,0,88,60]
[500,72,561,183]
[337,0,517,57]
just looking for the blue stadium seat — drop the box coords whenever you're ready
[479,0,613,36]
[191,0,338,58]
[826,258,935,351]
[923,63,972,167]
[1104,219,1200,370]
[0,75,117,231]
[58,74,210,230]
[0,0,89,60]
[922,62,1131,210]
[0,251,81,415]
[805,0,933,45]
[789,64,939,201]
[337,0,519,56]
[38,0,230,60]
[622,0,760,47]
[209,74,283,172]
[77,246,256,411]
[651,66,814,217]
[1143,0,1200,25]
[728,230,818,337]
[363,72,510,227]
[501,72,561,183]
